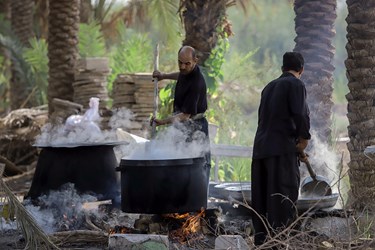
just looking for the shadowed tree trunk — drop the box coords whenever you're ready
[345,0,375,210]
[34,0,49,39]
[0,0,10,19]
[47,0,79,115]
[10,0,35,110]
[179,0,228,65]
[293,0,337,143]
[80,0,92,24]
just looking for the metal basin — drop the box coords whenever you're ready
[212,182,338,211]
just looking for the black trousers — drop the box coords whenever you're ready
[251,153,300,246]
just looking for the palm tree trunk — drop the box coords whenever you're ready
[10,0,35,110]
[0,0,10,19]
[345,0,375,210]
[293,0,337,143]
[47,0,79,115]
[180,0,227,65]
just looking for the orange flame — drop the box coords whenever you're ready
[181,208,205,235]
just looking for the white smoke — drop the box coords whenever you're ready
[35,107,135,148]
[108,107,135,130]
[303,131,340,188]
[127,123,209,160]
[24,184,100,233]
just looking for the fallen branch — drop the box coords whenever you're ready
[51,230,108,246]
[0,155,23,176]
[84,213,104,231]
[4,168,35,183]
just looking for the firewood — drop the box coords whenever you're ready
[0,155,23,176]
[51,230,109,245]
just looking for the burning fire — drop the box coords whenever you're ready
[169,208,206,243]
[108,208,207,243]
[181,209,205,235]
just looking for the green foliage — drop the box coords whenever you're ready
[201,35,230,95]
[215,158,251,181]
[93,0,116,23]
[23,38,48,105]
[147,0,182,48]
[227,0,295,63]
[78,21,106,58]
[0,34,35,98]
[333,3,349,104]
[108,23,153,93]
[158,81,175,119]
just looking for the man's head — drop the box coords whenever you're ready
[178,46,198,75]
[281,52,304,77]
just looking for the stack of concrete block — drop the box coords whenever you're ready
[112,73,165,137]
[73,57,111,109]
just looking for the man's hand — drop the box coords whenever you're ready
[152,70,164,81]
[296,138,308,153]
[298,151,309,163]
[296,138,309,163]
[150,116,163,127]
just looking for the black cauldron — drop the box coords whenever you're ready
[117,157,209,214]
[26,145,120,202]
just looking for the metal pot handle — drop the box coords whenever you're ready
[304,160,317,180]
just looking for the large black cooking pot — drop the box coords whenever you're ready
[26,145,119,203]
[117,157,209,214]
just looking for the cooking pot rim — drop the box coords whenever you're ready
[118,156,206,167]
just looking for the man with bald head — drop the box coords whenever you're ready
[152,45,211,180]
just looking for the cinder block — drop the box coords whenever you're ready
[215,235,250,250]
[109,233,169,250]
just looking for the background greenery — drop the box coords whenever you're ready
[0,0,349,182]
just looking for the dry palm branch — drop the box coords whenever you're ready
[0,164,59,249]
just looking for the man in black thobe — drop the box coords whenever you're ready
[251,52,311,246]
[151,45,211,177]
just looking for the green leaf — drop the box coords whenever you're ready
[78,21,106,57]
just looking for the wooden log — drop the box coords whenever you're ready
[0,156,23,176]
[52,98,83,111]
[51,230,109,245]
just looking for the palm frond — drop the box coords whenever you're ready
[148,0,181,46]
[94,0,116,23]
[0,165,59,249]
[23,38,48,104]
[0,34,35,91]
[78,21,106,57]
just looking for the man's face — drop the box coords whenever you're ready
[178,51,197,75]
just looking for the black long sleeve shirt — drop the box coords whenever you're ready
[252,72,311,159]
[173,65,207,116]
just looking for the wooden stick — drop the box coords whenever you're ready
[51,230,108,245]
[151,43,159,138]
[0,155,23,176]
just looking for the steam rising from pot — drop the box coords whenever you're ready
[126,124,209,160]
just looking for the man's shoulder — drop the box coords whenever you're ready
[276,74,305,87]
[194,66,207,84]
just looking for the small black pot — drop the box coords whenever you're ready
[116,157,209,214]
